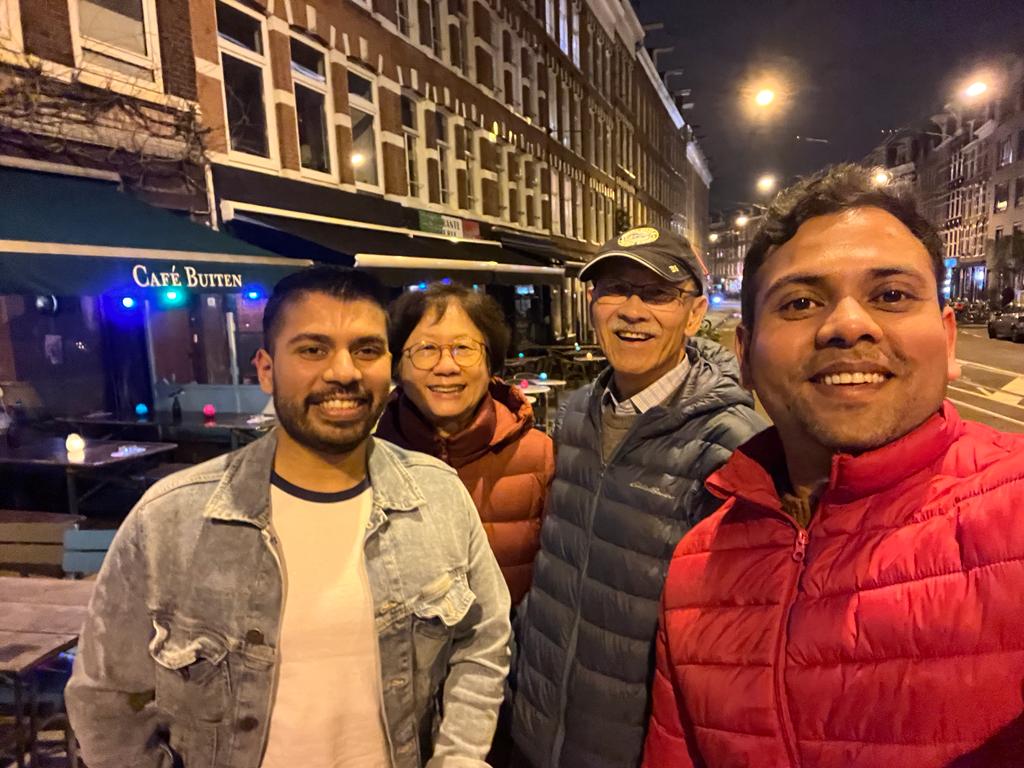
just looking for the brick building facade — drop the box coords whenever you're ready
[190,0,711,344]
[0,0,206,210]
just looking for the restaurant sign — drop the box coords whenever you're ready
[418,211,481,240]
[132,264,244,289]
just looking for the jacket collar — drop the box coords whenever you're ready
[203,430,424,528]
[708,400,965,511]
[377,379,534,468]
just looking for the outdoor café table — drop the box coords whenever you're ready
[0,438,177,516]
[573,354,607,363]
[525,379,568,431]
[0,576,94,768]
[59,411,276,450]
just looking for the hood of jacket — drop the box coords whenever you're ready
[375,377,536,468]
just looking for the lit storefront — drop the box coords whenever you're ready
[0,167,310,420]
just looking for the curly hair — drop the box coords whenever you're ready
[741,163,945,328]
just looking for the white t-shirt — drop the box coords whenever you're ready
[261,472,391,768]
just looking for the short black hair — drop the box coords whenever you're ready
[388,282,510,375]
[262,265,389,351]
[741,163,945,328]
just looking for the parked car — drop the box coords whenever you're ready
[987,305,1024,341]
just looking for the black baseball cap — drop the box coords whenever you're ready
[579,226,708,295]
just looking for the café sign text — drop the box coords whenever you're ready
[132,264,243,289]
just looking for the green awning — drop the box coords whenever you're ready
[0,167,312,296]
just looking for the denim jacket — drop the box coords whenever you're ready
[66,432,511,768]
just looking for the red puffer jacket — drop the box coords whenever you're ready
[644,401,1024,768]
[375,378,554,605]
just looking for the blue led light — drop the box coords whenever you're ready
[539,372,548,380]
[418,282,428,291]
[134,403,149,417]
[441,278,452,285]
[121,296,137,309]
[518,352,525,359]
[246,290,260,300]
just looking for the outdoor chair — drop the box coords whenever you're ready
[62,526,117,578]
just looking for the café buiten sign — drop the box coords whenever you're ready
[132,264,244,290]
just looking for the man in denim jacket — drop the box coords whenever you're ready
[66,266,511,768]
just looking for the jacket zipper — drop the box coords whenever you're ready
[773,526,808,766]
[549,410,633,765]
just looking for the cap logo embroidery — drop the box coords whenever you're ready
[617,227,659,247]
[669,265,680,273]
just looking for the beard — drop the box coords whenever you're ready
[273,384,386,456]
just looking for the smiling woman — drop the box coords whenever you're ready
[376,282,554,606]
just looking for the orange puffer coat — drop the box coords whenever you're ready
[376,379,554,605]
[644,401,1024,768]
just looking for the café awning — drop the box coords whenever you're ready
[0,167,312,296]
[222,201,565,287]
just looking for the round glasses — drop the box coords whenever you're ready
[403,340,487,371]
[591,279,699,307]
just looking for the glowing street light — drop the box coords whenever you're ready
[756,174,777,194]
[964,81,988,99]
[709,233,719,243]
[872,169,892,186]
[735,214,750,227]
[755,89,775,107]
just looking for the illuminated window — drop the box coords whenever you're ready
[348,70,382,189]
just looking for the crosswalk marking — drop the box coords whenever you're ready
[1002,376,1024,397]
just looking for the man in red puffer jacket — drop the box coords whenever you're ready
[643,164,1024,768]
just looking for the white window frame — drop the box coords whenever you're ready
[216,0,279,169]
[416,0,443,58]
[0,0,24,52]
[396,0,412,37]
[464,127,481,214]
[435,111,452,207]
[69,0,164,92]
[290,33,337,181]
[401,93,423,200]
[347,66,385,193]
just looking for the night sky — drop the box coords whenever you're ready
[634,0,1024,212]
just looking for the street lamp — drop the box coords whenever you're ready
[709,233,719,243]
[964,81,988,100]
[871,169,892,186]
[754,89,775,107]
[756,174,777,194]
[735,214,750,227]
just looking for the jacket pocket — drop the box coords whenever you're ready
[149,619,231,724]
[411,568,475,638]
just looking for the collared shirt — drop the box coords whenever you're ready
[602,353,691,416]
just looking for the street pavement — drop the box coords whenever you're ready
[704,304,1024,433]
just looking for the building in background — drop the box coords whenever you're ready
[190,0,711,347]
[706,210,760,297]
[866,60,1024,304]
[0,0,308,421]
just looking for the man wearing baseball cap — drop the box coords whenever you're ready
[510,226,766,768]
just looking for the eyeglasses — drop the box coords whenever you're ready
[403,340,487,370]
[591,279,699,306]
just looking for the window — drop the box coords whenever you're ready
[418,0,442,57]
[1016,177,1024,208]
[74,0,161,84]
[0,0,23,51]
[558,0,569,54]
[401,95,421,198]
[1018,130,1024,161]
[291,38,332,174]
[570,2,580,67]
[448,0,468,73]
[997,136,1015,169]
[217,1,272,159]
[462,126,478,212]
[396,0,411,36]
[436,112,451,206]
[348,71,381,188]
[994,182,1009,213]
